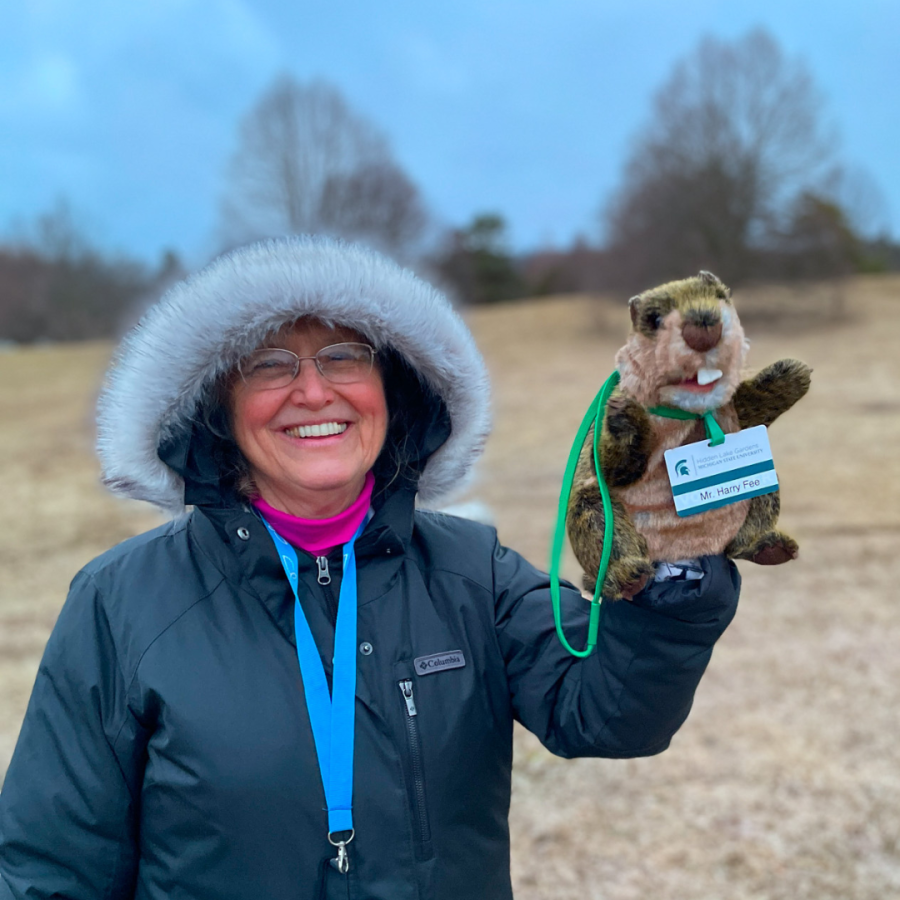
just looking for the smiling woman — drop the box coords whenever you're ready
[0,236,741,900]
[230,321,388,518]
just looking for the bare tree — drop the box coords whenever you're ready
[602,29,838,289]
[319,161,427,251]
[221,76,427,255]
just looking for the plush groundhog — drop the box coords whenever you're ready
[566,271,811,600]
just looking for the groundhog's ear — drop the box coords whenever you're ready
[699,270,731,300]
[628,296,641,328]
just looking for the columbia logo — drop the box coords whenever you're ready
[413,650,466,676]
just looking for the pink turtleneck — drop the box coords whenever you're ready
[252,472,375,556]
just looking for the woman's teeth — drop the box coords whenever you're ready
[285,422,348,438]
[696,368,723,386]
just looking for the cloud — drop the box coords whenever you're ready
[388,31,472,98]
[0,52,82,119]
[2,0,282,119]
[0,0,285,258]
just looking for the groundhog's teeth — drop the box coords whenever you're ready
[697,368,723,386]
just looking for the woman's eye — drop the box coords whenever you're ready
[320,345,368,365]
[321,350,353,363]
[245,356,294,377]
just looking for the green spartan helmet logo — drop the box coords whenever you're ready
[675,460,690,477]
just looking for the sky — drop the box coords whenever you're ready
[1,0,898,267]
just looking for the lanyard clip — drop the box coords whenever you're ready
[328,829,354,874]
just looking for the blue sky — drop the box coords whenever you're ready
[2,0,897,265]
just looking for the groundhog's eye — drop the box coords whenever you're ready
[644,311,662,331]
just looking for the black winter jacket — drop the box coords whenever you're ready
[0,481,740,900]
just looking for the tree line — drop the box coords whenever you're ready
[0,202,185,344]
[1,29,896,342]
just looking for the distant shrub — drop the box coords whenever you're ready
[431,214,525,305]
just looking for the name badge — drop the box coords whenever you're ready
[664,424,779,517]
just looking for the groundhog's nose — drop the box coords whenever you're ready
[682,320,722,352]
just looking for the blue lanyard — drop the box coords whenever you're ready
[261,517,365,845]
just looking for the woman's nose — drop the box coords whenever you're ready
[288,358,333,404]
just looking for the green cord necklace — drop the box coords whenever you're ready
[549,372,725,657]
[646,405,726,446]
[549,370,619,658]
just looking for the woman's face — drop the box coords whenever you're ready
[230,320,388,518]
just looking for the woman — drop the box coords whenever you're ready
[0,237,740,899]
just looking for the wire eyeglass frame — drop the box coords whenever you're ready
[238,342,376,389]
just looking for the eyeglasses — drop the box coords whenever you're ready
[238,342,376,389]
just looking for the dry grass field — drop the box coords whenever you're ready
[2,275,900,898]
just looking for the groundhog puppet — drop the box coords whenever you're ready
[566,271,811,600]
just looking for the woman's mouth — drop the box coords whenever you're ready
[676,368,723,392]
[283,421,349,439]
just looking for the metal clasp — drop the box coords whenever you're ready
[327,829,354,874]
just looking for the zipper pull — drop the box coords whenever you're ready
[399,680,417,716]
[316,556,331,585]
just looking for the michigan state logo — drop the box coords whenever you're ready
[675,459,691,477]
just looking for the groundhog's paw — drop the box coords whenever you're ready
[604,394,649,443]
[745,531,799,566]
[604,557,655,600]
[735,359,812,427]
[767,358,812,394]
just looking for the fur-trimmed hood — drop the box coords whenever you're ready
[97,236,491,514]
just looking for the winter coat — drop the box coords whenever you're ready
[0,238,740,900]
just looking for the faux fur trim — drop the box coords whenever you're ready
[97,236,491,514]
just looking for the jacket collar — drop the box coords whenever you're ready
[189,482,414,652]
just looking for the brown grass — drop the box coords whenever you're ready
[2,275,900,897]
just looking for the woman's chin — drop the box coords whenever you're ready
[254,468,369,518]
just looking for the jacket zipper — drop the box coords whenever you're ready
[398,680,431,848]
[315,555,340,628]
[316,556,331,585]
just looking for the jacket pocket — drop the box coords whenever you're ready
[398,679,434,861]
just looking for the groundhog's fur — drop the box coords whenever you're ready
[566,271,812,600]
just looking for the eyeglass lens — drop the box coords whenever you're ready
[239,343,374,386]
